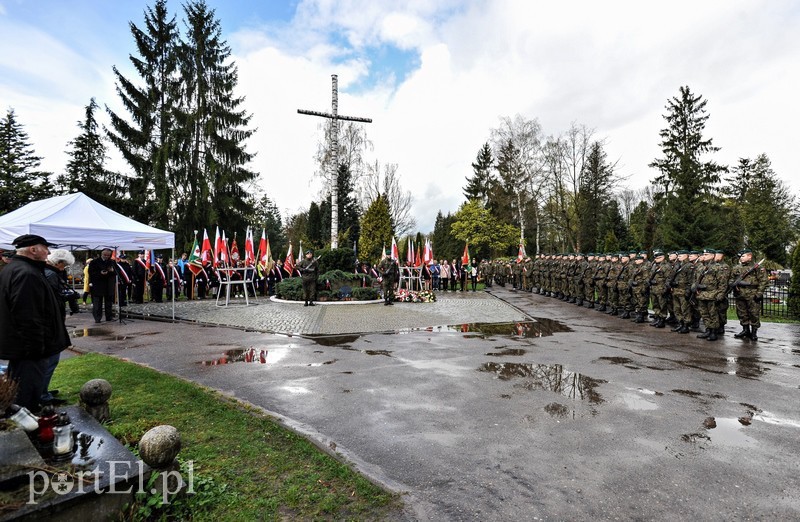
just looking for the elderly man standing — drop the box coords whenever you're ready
[88,248,116,322]
[0,234,71,411]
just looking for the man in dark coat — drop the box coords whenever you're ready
[88,248,116,322]
[132,250,147,303]
[0,234,71,411]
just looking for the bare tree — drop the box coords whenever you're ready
[314,121,372,197]
[359,160,416,237]
[490,114,544,245]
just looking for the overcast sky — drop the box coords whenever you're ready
[1,0,798,233]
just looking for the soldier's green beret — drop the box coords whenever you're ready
[714,249,725,255]
[702,248,715,254]
[676,249,688,255]
[738,248,752,255]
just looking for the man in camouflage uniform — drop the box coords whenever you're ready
[298,249,319,306]
[593,254,609,311]
[378,253,399,305]
[687,251,702,330]
[616,252,633,319]
[648,250,669,328]
[605,253,621,315]
[664,251,679,325]
[693,248,728,341]
[628,255,650,323]
[713,250,729,335]
[582,253,596,308]
[668,250,693,334]
[730,248,768,341]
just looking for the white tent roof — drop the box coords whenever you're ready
[0,192,175,250]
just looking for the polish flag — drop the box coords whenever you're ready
[213,226,222,267]
[461,243,470,266]
[391,237,399,261]
[244,228,255,266]
[200,229,213,265]
[283,244,295,275]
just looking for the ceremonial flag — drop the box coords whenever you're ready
[381,242,387,260]
[188,231,203,275]
[230,232,240,263]
[283,244,295,275]
[517,243,526,263]
[244,227,255,266]
[221,230,230,265]
[298,241,304,261]
[461,243,470,266]
[214,226,222,267]
[144,249,151,270]
[414,242,422,267]
[423,238,433,264]
[200,229,213,265]
[391,237,399,260]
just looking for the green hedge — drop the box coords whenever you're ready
[275,270,376,301]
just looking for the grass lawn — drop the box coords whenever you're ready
[50,353,403,521]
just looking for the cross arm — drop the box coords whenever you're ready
[297,109,372,123]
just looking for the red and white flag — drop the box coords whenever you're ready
[462,243,470,266]
[230,233,240,263]
[214,226,222,267]
[283,244,295,275]
[391,237,399,261]
[244,228,255,266]
[517,243,526,263]
[423,238,433,264]
[201,229,212,265]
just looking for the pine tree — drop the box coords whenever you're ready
[60,99,129,213]
[173,0,256,241]
[250,193,286,258]
[307,202,323,248]
[0,109,53,213]
[106,0,180,225]
[359,195,393,264]
[576,141,615,252]
[726,154,796,264]
[650,86,726,250]
[464,142,494,204]
[321,164,361,248]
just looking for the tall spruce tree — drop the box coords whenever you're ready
[464,142,494,204]
[650,86,726,250]
[106,0,180,225]
[0,109,53,213]
[250,193,286,258]
[576,141,614,252]
[60,99,128,213]
[307,201,324,248]
[321,164,360,248]
[359,194,393,264]
[174,0,256,242]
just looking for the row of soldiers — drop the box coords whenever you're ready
[476,248,768,342]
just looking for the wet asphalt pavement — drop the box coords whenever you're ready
[63,288,800,521]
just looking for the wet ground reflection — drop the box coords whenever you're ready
[198,347,272,365]
[479,362,605,403]
[423,318,572,338]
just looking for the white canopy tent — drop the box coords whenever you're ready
[0,192,176,320]
[0,192,174,250]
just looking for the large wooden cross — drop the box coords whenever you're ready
[298,74,372,249]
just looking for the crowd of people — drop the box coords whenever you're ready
[476,248,768,342]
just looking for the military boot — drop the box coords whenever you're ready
[671,322,683,332]
[706,330,718,341]
[655,318,666,328]
[697,329,710,339]
[621,310,631,319]
[649,316,660,326]
[634,312,646,323]
[576,298,583,306]
[677,323,690,334]
[587,301,594,309]
[597,304,606,312]
[665,314,678,326]
[734,325,751,339]
[750,327,759,341]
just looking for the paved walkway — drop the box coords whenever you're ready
[64,288,800,520]
[123,291,526,334]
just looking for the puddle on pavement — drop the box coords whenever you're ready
[197,347,288,366]
[306,334,361,346]
[672,389,702,398]
[485,348,526,356]
[71,328,132,341]
[618,392,659,410]
[705,417,757,447]
[307,359,338,367]
[420,318,572,339]
[544,402,570,417]
[479,362,605,403]
[723,356,771,379]
[597,356,634,365]
[341,347,393,357]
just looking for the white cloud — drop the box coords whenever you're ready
[3,0,799,236]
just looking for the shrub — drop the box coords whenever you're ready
[276,277,303,301]
[352,287,379,301]
[789,243,800,319]
[317,248,356,274]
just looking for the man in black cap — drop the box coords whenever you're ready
[0,250,14,273]
[88,248,116,322]
[297,249,319,306]
[0,234,71,411]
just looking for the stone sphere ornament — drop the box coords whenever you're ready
[139,425,182,469]
[79,379,112,422]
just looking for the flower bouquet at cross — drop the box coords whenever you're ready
[394,289,437,303]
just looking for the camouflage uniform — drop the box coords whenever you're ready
[606,255,621,314]
[648,252,669,327]
[693,249,728,341]
[730,250,768,340]
[669,252,694,333]
[616,255,633,319]
[628,257,650,322]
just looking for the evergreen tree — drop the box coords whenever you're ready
[321,164,360,248]
[726,154,797,264]
[307,201,323,249]
[650,86,726,250]
[173,0,257,241]
[432,211,461,261]
[576,141,615,252]
[358,194,393,264]
[0,109,53,213]
[788,243,800,319]
[250,193,286,260]
[60,99,129,213]
[450,200,518,258]
[464,142,494,204]
[106,0,180,225]
[597,201,628,251]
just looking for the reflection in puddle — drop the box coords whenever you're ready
[706,418,757,447]
[598,356,634,365]
[479,362,605,403]
[342,347,393,357]
[198,347,288,366]
[425,318,572,338]
[306,334,361,346]
[544,402,569,417]
[486,348,526,357]
[618,392,659,411]
[71,328,114,337]
[722,355,770,379]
